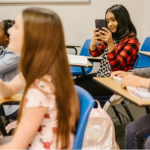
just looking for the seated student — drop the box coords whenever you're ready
[0,7,79,149]
[0,19,19,82]
[111,68,150,149]
[75,4,139,98]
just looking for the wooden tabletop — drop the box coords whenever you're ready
[94,77,150,106]
[139,51,150,57]
[0,94,22,105]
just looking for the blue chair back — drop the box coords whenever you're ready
[136,37,150,68]
[140,37,150,52]
[71,39,93,75]
[132,53,140,69]
[80,39,92,56]
[73,85,95,149]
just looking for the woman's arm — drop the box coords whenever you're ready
[0,106,48,149]
[107,38,139,71]
[0,73,25,98]
[132,68,150,78]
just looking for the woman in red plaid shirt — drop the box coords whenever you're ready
[75,4,139,101]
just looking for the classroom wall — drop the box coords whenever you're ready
[0,0,149,72]
[143,0,150,44]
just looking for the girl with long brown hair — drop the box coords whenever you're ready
[0,7,79,149]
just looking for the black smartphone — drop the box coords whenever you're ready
[95,19,106,32]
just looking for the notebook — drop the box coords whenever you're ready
[67,54,88,66]
[113,76,150,100]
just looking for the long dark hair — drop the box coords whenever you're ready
[105,4,137,42]
[17,7,79,148]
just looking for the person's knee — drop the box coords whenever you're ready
[145,136,150,149]
[125,121,137,138]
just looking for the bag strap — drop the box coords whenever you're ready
[94,100,101,109]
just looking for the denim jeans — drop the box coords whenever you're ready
[125,113,150,149]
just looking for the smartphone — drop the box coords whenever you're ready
[95,19,106,31]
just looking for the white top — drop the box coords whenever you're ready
[24,77,74,149]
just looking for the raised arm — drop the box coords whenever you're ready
[0,73,25,98]
[89,28,106,57]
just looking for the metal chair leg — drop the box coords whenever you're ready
[121,101,134,121]
[111,106,123,124]
[0,116,8,136]
[145,106,150,114]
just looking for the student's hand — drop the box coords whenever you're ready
[99,27,113,44]
[90,28,103,47]
[120,75,149,88]
[111,71,133,79]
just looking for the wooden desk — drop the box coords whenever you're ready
[94,77,150,106]
[0,94,22,105]
[139,51,150,57]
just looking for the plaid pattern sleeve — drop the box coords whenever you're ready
[108,36,139,71]
[89,42,106,57]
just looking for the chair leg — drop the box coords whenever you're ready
[111,106,123,124]
[145,106,150,114]
[121,101,134,121]
[0,116,8,136]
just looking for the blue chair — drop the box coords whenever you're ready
[132,53,140,69]
[73,85,95,149]
[71,39,93,76]
[136,37,150,68]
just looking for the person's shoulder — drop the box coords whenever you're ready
[25,75,56,108]
[126,32,138,41]
[5,48,17,54]
[27,75,55,99]
[122,33,139,45]
[4,48,19,58]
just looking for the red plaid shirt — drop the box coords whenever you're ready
[89,33,139,71]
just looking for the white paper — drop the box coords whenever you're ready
[67,54,87,66]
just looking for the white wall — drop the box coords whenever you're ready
[0,0,146,45]
[0,0,149,71]
[143,0,150,44]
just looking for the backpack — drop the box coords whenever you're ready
[82,100,119,150]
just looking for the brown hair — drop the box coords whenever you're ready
[17,7,79,148]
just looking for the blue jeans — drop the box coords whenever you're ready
[125,113,150,149]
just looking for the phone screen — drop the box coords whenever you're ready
[95,19,106,31]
